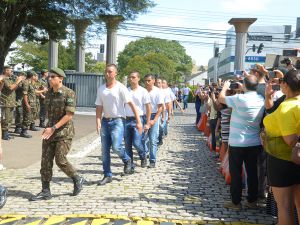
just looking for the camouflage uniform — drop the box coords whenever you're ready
[34,81,43,120]
[1,77,16,132]
[40,85,77,182]
[22,80,37,129]
[38,78,48,125]
[15,80,24,130]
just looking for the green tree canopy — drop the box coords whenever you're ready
[118,37,193,82]
[0,0,154,71]
[10,40,105,73]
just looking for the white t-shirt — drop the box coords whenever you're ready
[95,81,132,118]
[166,87,176,101]
[125,86,151,117]
[148,86,164,113]
[171,87,179,96]
[161,88,172,104]
[182,87,191,96]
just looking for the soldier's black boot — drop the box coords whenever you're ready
[39,121,46,128]
[29,181,52,201]
[71,175,84,196]
[30,123,40,131]
[20,129,32,138]
[14,127,22,134]
[2,131,10,141]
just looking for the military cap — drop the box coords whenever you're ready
[27,70,37,78]
[41,69,48,74]
[3,65,12,70]
[18,71,26,76]
[50,67,66,78]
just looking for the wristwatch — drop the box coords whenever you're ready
[51,125,57,131]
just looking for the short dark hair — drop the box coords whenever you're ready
[106,63,118,71]
[144,74,155,80]
[130,71,140,78]
[243,75,258,91]
[283,69,300,92]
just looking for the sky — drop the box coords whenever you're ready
[89,0,299,67]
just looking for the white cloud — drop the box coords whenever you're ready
[220,0,271,12]
[205,22,232,31]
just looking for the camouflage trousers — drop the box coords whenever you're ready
[22,105,37,129]
[39,101,46,123]
[1,107,14,132]
[40,139,77,182]
[15,106,23,128]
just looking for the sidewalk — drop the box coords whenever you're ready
[0,106,276,224]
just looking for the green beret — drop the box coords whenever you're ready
[18,71,26,76]
[50,67,66,78]
[27,70,37,78]
[41,69,48,74]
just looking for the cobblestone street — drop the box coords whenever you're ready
[0,107,276,224]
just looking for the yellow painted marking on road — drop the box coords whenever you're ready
[102,214,118,219]
[43,216,66,225]
[0,217,22,225]
[137,220,154,225]
[90,219,110,225]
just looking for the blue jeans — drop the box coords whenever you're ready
[195,100,201,124]
[209,118,217,151]
[183,95,189,109]
[100,118,130,177]
[145,114,159,163]
[159,111,168,142]
[124,117,146,165]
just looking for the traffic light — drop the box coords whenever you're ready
[252,44,256,52]
[257,43,264,54]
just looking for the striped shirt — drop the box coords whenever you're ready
[225,91,265,147]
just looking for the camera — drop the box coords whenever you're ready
[272,84,280,91]
[229,82,239,89]
[280,57,292,66]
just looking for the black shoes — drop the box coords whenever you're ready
[124,159,132,174]
[141,159,147,168]
[0,185,7,209]
[72,176,85,196]
[20,129,32,138]
[30,181,52,201]
[149,162,156,168]
[97,176,112,186]
[30,189,52,201]
[30,123,40,131]
[14,127,22,134]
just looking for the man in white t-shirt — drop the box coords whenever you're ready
[144,74,164,168]
[155,78,172,146]
[181,83,191,109]
[95,64,142,185]
[125,71,151,171]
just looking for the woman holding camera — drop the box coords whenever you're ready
[263,69,300,225]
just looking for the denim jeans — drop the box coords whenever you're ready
[145,114,159,163]
[124,117,146,166]
[195,99,201,125]
[100,118,130,177]
[183,95,189,109]
[158,111,168,143]
[209,118,217,151]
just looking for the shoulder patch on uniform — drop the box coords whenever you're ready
[67,98,73,103]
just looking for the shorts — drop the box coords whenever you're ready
[267,153,300,187]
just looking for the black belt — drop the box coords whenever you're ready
[103,117,123,121]
[126,116,136,120]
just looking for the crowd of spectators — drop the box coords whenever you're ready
[194,61,300,225]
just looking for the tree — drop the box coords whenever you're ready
[0,0,155,71]
[118,37,193,82]
[11,40,105,73]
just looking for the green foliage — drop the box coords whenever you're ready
[11,40,104,73]
[118,37,193,82]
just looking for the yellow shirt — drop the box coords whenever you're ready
[264,97,300,137]
[263,97,300,161]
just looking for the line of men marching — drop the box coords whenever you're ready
[1,65,48,140]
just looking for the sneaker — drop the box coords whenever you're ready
[245,201,258,209]
[141,159,147,168]
[148,162,156,168]
[223,201,242,210]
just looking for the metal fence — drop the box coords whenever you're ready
[63,72,104,107]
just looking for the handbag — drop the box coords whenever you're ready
[291,143,300,165]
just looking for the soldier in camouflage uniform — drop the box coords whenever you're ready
[1,66,25,140]
[30,68,84,201]
[14,71,26,134]
[38,69,48,127]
